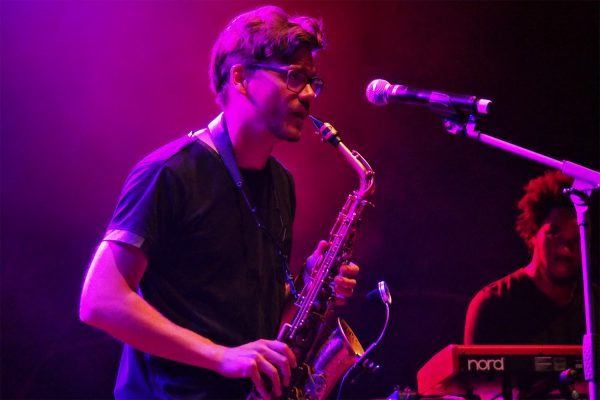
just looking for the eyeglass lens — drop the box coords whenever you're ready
[287,70,323,97]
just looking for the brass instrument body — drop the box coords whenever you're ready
[247,117,374,400]
[276,117,375,400]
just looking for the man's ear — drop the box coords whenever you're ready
[229,64,248,95]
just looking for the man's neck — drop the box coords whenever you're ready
[224,110,277,170]
[525,262,576,306]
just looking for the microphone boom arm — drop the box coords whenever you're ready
[442,114,600,186]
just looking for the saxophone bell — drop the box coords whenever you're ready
[304,318,364,399]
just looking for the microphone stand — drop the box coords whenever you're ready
[442,114,600,400]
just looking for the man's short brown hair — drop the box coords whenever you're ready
[209,6,325,106]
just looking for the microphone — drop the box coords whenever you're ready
[366,79,492,116]
[366,281,392,305]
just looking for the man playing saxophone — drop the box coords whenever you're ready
[79,6,359,399]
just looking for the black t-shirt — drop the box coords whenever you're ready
[104,129,295,399]
[464,268,592,345]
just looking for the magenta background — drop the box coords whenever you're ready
[1,1,598,398]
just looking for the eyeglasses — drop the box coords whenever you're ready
[250,64,324,98]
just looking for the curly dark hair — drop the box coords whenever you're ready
[209,6,325,106]
[516,170,574,249]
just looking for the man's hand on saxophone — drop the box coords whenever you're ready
[216,339,297,399]
[305,240,361,305]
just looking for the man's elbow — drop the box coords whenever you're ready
[79,293,98,326]
[79,289,108,328]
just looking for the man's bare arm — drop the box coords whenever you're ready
[80,240,295,398]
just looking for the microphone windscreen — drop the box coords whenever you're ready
[366,79,390,106]
[365,281,392,305]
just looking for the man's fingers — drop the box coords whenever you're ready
[339,262,360,276]
[250,364,270,400]
[336,286,354,295]
[333,275,356,302]
[264,340,297,368]
[334,296,348,306]
[334,275,357,289]
[315,240,329,254]
[308,240,329,261]
[335,287,354,298]
[256,356,281,397]
[305,240,329,275]
[262,341,295,387]
[260,349,290,388]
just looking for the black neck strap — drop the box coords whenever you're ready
[207,113,297,299]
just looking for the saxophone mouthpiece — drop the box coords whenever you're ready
[310,115,342,146]
[309,115,324,129]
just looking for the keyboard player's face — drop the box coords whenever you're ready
[532,206,581,285]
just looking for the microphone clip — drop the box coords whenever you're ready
[441,113,481,140]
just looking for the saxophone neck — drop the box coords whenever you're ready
[310,116,376,198]
[343,144,375,198]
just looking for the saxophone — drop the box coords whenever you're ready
[274,116,376,400]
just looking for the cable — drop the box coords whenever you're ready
[336,301,390,400]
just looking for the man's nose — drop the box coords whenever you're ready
[298,83,316,102]
[560,235,580,252]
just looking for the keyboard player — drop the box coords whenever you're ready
[464,170,598,346]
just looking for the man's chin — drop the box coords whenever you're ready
[548,268,579,285]
[549,275,578,285]
[285,132,301,143]
[276,125,302,142]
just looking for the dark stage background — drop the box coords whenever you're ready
[1,1,598,398]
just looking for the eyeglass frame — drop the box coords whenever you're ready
[248,63,324,98]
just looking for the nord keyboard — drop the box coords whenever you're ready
[417,345,587,399]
